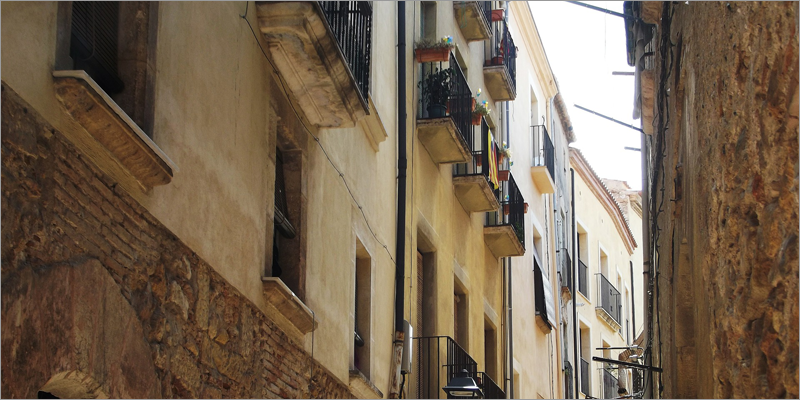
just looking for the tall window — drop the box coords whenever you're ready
[454,278,469,350]
[484,319,498,381]
[420,2,437,41]
[70,2,124,94]
[353,239,372,378]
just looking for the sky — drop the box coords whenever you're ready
[528,1,643,190]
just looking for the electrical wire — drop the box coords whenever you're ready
[239,1,396,266]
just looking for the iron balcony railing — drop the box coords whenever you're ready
[486,173,525,248]
[564,361,574,399]
[531,125,555,179]
[414,336,478,399]
[534,258,551,327]
[478,1,492,28]
[603,368,619,399]
[578,259,589,297]
[418,52,474,149]
[454,117,493,183]
[485,18,517,92]
[477,372,506,399]
[560,249,572,292]
[596,273,622,324]
[318,1,372,102]
[580,357,590,396]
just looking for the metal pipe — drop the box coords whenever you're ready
[641,132,652,399]
[574,104,644,133]
[571,168,579,399]
[565,1,641,22]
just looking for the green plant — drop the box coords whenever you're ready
[419,68,454,106]
[473,100,491,117]
[415,36,456,50]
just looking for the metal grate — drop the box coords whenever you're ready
[318,1,372,101]
[70,1,124,94]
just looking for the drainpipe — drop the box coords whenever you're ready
[641,131,652,399]
[390,2,407,398]
[571,168,579,399]
[505,94,515,399]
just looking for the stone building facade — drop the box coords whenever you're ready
[1,1,579,399]
[625,1,799,398]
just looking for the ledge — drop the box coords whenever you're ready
[52,70,176,191]
[262,277,317,334]
[482,64,516,101]
[453,174,501,213]
[348,370,383,399]
[595,306,622,332]
[453,2,491,42]
[530,165,555,194]
[483,225,525,258]
[417,117,472,164]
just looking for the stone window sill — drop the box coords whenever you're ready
[349,369,383,399]
[261,277,317,334]
[52,70,176,191]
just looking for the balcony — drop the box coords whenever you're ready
[603,367,620,399]
[530,125,555,194]
[580,357,590,396]
[534,259,555,331]
[483,19,517,101]
[453,2,492,42]
[411,336,478,399]
[559,249,573,298]
[596,273,622,330]
[417,54,473,164]
[257,1,371,128]
[484,174,525,258]
[477,372,506,399]
[578,259,589,299]
[453,119,502,213]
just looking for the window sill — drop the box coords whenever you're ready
[348,369,383,399]
[261,277,317,334]
[52,70,176,191]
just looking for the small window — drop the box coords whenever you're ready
[420,2,437,41]
[484,318,498,380]
[454,278,469,350]
[270,147,307,300]
[353,239,372,378]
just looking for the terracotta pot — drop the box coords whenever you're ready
[491,55,504,65]
[498,152,505,164]
[524,202,529,214]
[416,47,451,63]
[503,204,510,215]
[491,9,504,22]
[472,113,482,125]
[476,157,483,167]
[498,170,510,181]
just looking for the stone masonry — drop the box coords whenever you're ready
[1,83,351,398]
[643,2,798,398]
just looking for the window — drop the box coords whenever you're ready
[484,318,498,380]
[270,147,307,301]
[353,239,372,378]
[61,2,158,135]
[454,277,469,350]
[420,2,437,41]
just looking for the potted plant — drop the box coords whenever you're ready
[524,202,529,214]
[498,170,510,181]
[491,9,504,22]
[473,100,491,125]
[415,36,456,63]
[419,68,454,118]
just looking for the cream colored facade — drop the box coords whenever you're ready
[2,1,577,398]
[570,148,641,399]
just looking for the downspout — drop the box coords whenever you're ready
[505,93,515,399]
[390,2,407,398]
[641,131,652,399]
[571,167,579,399]
[630,260,636,344]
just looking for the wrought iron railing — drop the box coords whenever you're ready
[485,18,517,91]
[478,1,492,28]
[413,336,478,399]
[560,249,572,292]
[318,1,372,101]
[580,358,590,396]
[486,173,525,247]
[564,361,574,399]
[477,372,505,399]
[578,259,589,297]
[418,52,473,149]
[454,117,493,182]
[603,368,619,399]
[531,125,555,180]
[596,273,622,324]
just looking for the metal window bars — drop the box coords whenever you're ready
[580,357,590,396]
[476,372,506,399]
[418,52,474,150]
[485,18,517,91]
[531,125,555,180]
[454,117,492,182]
[318,1,372,101]
[578,259,589,297]
[603,367,620,399]
[596,273,622,324]
[413,336,479,399]
[486,172,526,248]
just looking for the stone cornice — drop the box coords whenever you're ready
[570,148,637,254]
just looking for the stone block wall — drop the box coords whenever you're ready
[644,2,798,398]
[1,83,351,398]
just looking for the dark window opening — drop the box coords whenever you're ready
[71,2,124,94]
[272,148,296,279]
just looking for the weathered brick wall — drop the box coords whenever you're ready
[646,2,798,398]
[1,83,352,399]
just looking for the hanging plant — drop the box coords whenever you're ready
[415,36,456,63]
[473,100,491,125]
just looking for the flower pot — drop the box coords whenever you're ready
[472,113,483,125]
[476,157,483,167]
[416,47,451,63]
[428,104,447,118]
[491,56,504,66]
[491,9,504,22]
[498,152,505,164]
[503,204,510,216]
[524,202,529,214]
[498,170,510,181]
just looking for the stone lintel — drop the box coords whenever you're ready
[482,64,516,101]
[453,175,501,213]
[453,1,491,42]
[262,277,317,334]
[257,1,367,128]
[417,117,473,164]
[483,224,525,258]
[52,70,175,191]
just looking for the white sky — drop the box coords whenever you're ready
[529,1,642,190]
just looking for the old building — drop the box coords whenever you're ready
[0,1,589,399]
[624,1,799,398]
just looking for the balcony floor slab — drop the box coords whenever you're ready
[453,175,501,213]
[482,64,516,101]
[417,117,472,164]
